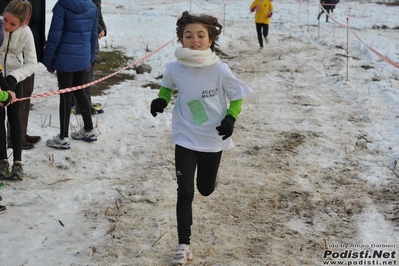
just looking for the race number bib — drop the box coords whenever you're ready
[187,99,208,125]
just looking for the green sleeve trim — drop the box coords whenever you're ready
[158,86,174,104]
[0,91,9,102]
[227,99,243,119]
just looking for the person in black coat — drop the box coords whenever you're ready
[73,0,107,115]
[317,0,339,22]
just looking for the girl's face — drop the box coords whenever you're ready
[3,12,22,33]
[181,23,213,50]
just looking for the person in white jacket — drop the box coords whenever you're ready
[0,0,37,180]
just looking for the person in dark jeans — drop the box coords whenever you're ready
[1,0,45,150]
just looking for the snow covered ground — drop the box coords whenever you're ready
[0,0,398,265]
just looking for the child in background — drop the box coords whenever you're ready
[1,0,46,150]
[42,0,98,150]
[317,0,339,22]
[0,0,37,180]
[150,11,253,265]
[250,0,274,50]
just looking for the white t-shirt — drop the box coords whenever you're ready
[161,61,253,152]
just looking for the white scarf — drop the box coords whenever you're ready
[175,47,219,67]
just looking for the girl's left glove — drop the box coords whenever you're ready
[216,115,236,140]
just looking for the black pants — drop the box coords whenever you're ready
[56,71,93,139]
[256,23,269,48]
[175,145,222,245]
[318,8,332,21]
[0,83,22,161]
[6,74,35,143]
[73,63,95,113]
[21,74,35,136]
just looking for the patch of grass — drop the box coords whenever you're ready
[361,65,374,70]
[91,50,135,96]
[377,1,399,6]
[95,50,133,72]
[372,24,389,29]
[142,82,161,90]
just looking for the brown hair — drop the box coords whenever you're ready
[176,11,223,52]
[3,0,32,25]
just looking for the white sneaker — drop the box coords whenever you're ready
[265,36,269,43]
[46,134,71,150]
[0,205,6,214]
[70,128,97,142]
[171,244,193,265]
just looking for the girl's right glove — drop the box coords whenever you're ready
[150,98,167,117]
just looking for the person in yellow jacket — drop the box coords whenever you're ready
[250,0,274,50]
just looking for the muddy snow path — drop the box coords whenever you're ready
[1,2,398,266]
[84,22,399,266]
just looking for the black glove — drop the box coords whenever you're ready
[0,74,10,91]
[216,115,236,140]
[150,98,167,117]
[6,76,17,91]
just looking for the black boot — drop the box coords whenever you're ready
[24,135,41,144]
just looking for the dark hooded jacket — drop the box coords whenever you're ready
[29,0,46,62]
[321,0,339,11]
[42,0,97,72]
[92,0,106,63]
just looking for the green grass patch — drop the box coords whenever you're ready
[91,50,135,96]
[377,1,399,6]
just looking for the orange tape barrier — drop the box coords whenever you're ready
[18,0,397,102]
[347,26,399,70]
[319,4,399,70]
[16,38,175,102]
